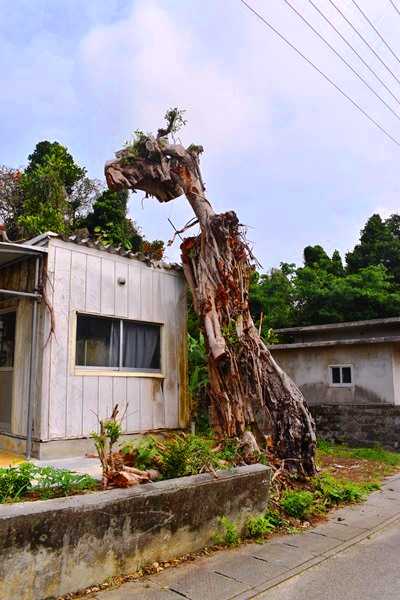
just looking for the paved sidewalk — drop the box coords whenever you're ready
[93,474,400,600]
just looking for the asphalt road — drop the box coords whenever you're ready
[257,520,400,600]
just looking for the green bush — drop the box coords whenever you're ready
[247,515,275,539]
[213,516,240,546]
[121,437,161,472]
[160,434,221,479]
[0,463,97,503]
[281,490,315,519]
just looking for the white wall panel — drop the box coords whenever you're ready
[43,239,185,440]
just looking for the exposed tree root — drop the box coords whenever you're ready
[105,109,316,476]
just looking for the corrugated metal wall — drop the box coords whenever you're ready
[39,239,187,441]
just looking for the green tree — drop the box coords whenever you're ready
[18,140,97,236]
[83,189,165,259]
[346,214,400,284]
[249,263,295,334]
[84,189,143,251]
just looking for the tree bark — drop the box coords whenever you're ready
[105,131,316,476]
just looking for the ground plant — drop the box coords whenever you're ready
[0,463,97,503]
[120,433,245,479]
[213,516,240,546]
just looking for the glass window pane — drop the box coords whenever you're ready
[342,367,352,384]
[331,367,341,384]
[76,315,120,367]
[0,312,16,368]
[123,322,161,370]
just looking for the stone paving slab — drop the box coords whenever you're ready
[93,474,400,600]
[210,553,285,586]
[309,521,367,541]
[246,541,315,569]
[96,581,182,599]
[277,531,342,555]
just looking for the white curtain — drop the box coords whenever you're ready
[123,322,160,370]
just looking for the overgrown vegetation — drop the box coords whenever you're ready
[0,463,97,504]
[0,140,164,259]
[120,433,253,480]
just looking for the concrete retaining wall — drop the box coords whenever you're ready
[0,464,271,600]
[311,404,400,450]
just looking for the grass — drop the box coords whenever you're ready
[317,439,400,467]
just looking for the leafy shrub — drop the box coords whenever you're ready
[213,516,240,546]
[281,490,315,519]
[122,433,242,480]
[247,515,275,539]
[160,434,220,479]
[121,437,161,472]
[0,463,97,503]
[264,509,287,528]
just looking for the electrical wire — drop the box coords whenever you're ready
[350,0,400,68]
[389,0,400,18]
[327,0,400,89]
[307,0,400,107]
[281,0,400,123]
[238,0,400,147]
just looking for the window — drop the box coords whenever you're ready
[0,312,16,368]
[329,365,353,386]
[76,314,161,372]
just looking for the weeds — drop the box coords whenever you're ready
[213,516,240,546]
[246,515,275,539]
[280,490,315,519]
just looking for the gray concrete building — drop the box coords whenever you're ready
[270,317,400,406]
[270,318,400,449]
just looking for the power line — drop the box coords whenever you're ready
[281,0,400,124]
[389,0,400,18]
[327,0,400,89]
[350,0,400,68]
[307,0,400,107]
[238,0,400,147]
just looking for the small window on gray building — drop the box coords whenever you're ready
[329,365,353,386]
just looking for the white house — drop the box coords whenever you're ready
[0,233,188,459]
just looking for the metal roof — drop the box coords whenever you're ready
[275,316,400,334]
[0,241,47,269]
[270,335,400,351]
[25,232,182,272]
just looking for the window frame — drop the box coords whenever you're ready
[328,364,353,388]
[73,312,164,378]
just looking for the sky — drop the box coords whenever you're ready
[1,0,400,269]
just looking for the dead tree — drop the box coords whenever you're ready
[105,110,316,476]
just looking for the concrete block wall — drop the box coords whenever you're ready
[0,464,271,600]
[311,404,400,451]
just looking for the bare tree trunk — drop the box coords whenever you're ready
[105,116,316,476]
